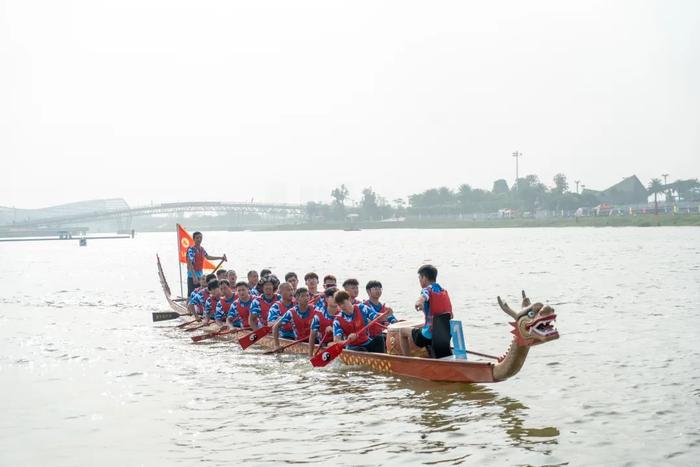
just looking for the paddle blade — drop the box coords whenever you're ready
[239,326,271,350]
[191,330,221,342]
[152,312,182,322]
[310,342,345,367]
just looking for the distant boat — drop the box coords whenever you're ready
[343,227,361,231]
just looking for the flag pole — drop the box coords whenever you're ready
[177,223,184,299]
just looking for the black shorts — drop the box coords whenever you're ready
[187,276,197,297]
[411,314,453,359]
[347,335,386,353]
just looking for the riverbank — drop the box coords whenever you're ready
[249,213,700,231]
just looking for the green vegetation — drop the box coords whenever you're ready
[306,174,699,222]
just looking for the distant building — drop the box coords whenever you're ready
[582,175,648,205]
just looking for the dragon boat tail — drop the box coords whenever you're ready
[155,255,559,383]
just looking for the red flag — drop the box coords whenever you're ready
[177,224,217,270]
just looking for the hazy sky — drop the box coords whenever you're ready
[1,0,698,208]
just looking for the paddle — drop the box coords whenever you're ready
[191,326,248,343]
[238,325,272,350]
[310,329,331,358]
[210,258,226,274]
[152,311,187,322]
[262,335,310,355]
[184,321,212,332]
[310,312,390,368]
[177,318,200,328]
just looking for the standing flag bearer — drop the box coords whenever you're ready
[177,225,227,297]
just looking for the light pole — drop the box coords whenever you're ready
[662,173,669,185]
[512,151,522,188]
[575,180,581,194]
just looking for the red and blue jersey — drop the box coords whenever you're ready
[420,283,452,339]
[360,300,397,337]
[186,246,207,278]
[227,298,260,328]
[251,293,281,326]
[311,305,338,344]
[332,305,379,346]
[215,294,236,321]
[278,305,315,339]
[204,296,218,319]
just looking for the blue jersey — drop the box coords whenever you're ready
[278,305,314,339]
[215,295,236,321]
[313,297,326,311]
[268,300,295,324]
[251,294,281,317]
[204,296,217,319]
[420,283,445,338]
[311,307,338,332]
[359,300,397,324]
[188,288,203,306]
[186,246,207,278]
[332,306,380,343]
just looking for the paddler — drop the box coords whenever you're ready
[272,287,315,350]
[360,280,397,340]
[202,279,222,325]
[255,269,272,295]
[267,282,296,340]
[187,273,216,319]
[304,272,321,299]
[186,231,227,296]
[284,272,299,291]
[247,270,260,296]
[313,275,338,311]
[214,280,236,326]
[412,264,453,359]
[332,290,386,353]
[342,278,361,305]
[308,287,340,356]
[226,281,260,329]
[250,277,281,328]
[323,274,337,290]
[227,270,238,290]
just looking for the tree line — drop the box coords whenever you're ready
[305,174,700,222]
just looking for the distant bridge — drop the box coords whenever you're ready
[0,201,305,230]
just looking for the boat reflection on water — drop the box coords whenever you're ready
[321,365,559,457]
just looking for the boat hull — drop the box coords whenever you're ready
[156,255,497,383]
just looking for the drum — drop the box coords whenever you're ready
[386,320,430,358]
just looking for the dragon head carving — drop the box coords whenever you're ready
[497,290,558,346]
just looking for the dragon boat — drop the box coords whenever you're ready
[155,255,559,383]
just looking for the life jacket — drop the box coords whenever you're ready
[425,286,453,332]
[204,296,218,319]
[218,294,236,315]
[334,305,370,346]
[235,298,254,328]
[314,308,338,344]
[363,300,387,338]
[289,305,315,338]
[257,294,280,325]
[190,246,206,272]
[274,300,296,334]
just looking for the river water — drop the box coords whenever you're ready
[1,228,699,466]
